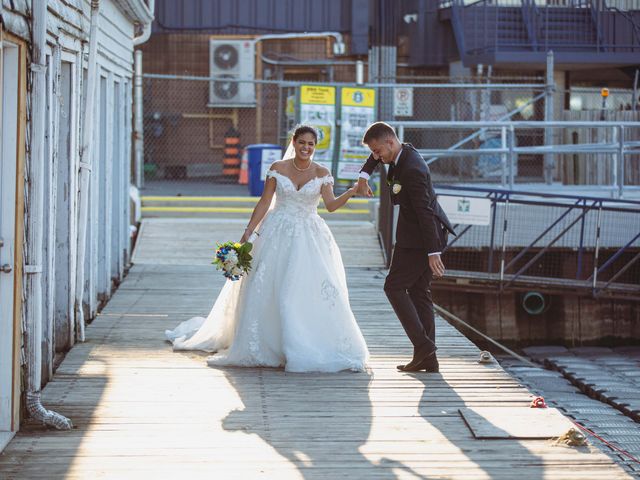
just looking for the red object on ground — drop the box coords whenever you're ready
[530,396,547,408]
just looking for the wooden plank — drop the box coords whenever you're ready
[460,406,577,439]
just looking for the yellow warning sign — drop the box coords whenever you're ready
[300,85,336,105]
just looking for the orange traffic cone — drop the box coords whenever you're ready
[239,148,249,185]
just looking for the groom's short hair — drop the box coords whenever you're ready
[362,122,397,145]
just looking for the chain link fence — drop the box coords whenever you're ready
[140,74,552,195]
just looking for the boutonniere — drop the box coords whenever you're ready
[387,180,402,194]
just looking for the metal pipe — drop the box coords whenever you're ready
[142,73,545,90]
[132,0,155,46]
[75,0,101,342]
[508,125,515,189]
[253,32,346,54]
[26,0,72,430]
[134,49,144,188]
[592,203,603,295]
[356,60,365,85]
[617,125,625,198]
[544,51,555,185]
[500,127,507,187]
[522,292,547,315]
[499,198,510,290]
[260,54,362,66]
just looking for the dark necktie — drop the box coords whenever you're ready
[387,162,395,185]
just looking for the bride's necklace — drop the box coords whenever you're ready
[292,157,312,172]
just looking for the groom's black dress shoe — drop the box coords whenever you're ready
[397,354,439,373]
[396,343,437,372]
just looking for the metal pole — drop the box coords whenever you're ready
[508,125,515,189]
[592,203,602,295]
[612,125,618,196]
[134,49,144,189]
[499,198,510,291]
[544,51,555,185]
[500,126,507,187]
[356,60,364,85]
[618,125,625,198]
[633,69,639,111]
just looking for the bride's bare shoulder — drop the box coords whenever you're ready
[314,164,331,177]
[270,160,288,173]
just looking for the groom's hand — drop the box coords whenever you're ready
[355,178,373,197]
[428,254,445,278]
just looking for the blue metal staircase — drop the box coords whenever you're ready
[440,0,640,66]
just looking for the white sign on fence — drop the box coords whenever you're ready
[393,87,414,117]
[260,148,283,180]
[439,196,491,226]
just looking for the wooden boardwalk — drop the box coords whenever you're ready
[0,218,633,479]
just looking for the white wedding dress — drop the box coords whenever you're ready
[165,169,370,372]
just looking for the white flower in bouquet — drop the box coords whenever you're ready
[231,266,242,276]
[226,251,239,264]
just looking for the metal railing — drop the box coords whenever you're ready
[378,183,640,300]
[391,120,640,197]
[440,185,640,300]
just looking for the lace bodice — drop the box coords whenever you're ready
[266,170,333,217]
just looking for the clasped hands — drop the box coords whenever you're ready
[353,178,373,198]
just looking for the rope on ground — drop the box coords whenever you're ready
[571,421,640,465]
[433,303,539,368]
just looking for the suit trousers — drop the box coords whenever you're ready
[384,247,437,354]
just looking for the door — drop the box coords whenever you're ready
[0,38,19,444]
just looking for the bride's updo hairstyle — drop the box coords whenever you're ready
[292,124,318,143]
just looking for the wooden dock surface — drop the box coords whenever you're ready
[0,218,633,479]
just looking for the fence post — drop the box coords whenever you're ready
[618,125,625,198]
[544,50,555,185]
[592,203,602,296]
[508,125,515,189]
[500,126,507,187]
[499,197,510,292]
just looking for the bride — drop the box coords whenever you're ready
[165,125,370,372]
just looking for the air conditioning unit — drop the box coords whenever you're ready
[209,39,256,107]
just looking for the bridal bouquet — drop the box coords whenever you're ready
[213,241,253,281]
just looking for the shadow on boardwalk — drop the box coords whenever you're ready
[221,368,382,478]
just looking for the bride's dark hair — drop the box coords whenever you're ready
[292,124,318,143]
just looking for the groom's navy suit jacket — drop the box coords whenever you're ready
[361,144,455,253]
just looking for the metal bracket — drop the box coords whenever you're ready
[24,265,42,274]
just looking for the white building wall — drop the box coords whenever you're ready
[1,0,152,389]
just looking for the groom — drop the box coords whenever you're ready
[356,122,455,373]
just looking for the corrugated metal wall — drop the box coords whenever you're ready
[152,0,369,54]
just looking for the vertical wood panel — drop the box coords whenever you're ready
[8,31,27,432]
[53,60,75,353]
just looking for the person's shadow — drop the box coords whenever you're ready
[220,367,393,478]
[376,365,548,480]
